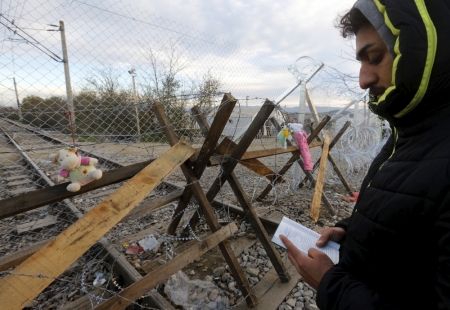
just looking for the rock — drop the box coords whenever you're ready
[204,275,213,282]
[67,290,79,299]
[221,272,231,282]
[209,289,219,301]
[189,270,195,276]
[237,232,246,237]
[213,266,225,277]
[286,298,296,307]
[158,259,166,265]
[258,249,267,257]
[306,304,319,310]
[240,222,247,232]
[246,267,260,277]
[303,290,314,297]
[228,281,237,292]
[296,301,305,308]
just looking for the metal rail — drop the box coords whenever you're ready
[0,122,173,309]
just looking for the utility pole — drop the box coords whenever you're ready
[60,21,75,127]
[12,77,22,121]
[129,68,141,141]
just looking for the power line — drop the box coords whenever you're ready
[0,14,62,62]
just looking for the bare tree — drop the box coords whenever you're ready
[196,69,222,115]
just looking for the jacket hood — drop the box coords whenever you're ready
[354,0,450,124]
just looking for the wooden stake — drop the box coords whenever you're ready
[310,135,330,222]
[0,141,195,310]
[93,223,238,310]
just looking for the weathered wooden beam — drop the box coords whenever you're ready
[211,200,280,234]
[0,141,195,310]
[121,189,184,222]
[187,106,290,283]
[0,159,154,220]
[92,222,238,310]
[0,239,51,272]
[300,122,353,194]
[186,100,277,233]
[152,101,258,307]
[256,116,331,202]
[192,142,323,165]
[167,94,237,235]
[217,137,285,184]
[310,135,330,222]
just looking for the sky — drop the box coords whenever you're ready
[0,0,362,108]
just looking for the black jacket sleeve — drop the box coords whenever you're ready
[436,191,450,310]
[317,190,450,310]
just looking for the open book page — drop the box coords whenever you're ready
[272,217,340,264]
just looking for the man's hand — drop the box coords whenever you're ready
[316,227,346,247]
[279,235,334,290]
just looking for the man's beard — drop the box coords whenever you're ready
[369,86,387,103]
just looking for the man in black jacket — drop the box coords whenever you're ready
[280,0,450,309]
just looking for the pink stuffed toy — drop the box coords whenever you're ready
[288,123,313,171]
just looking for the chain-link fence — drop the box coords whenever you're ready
[0,0,388,308]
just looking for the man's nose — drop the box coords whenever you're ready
[359,65,378,90]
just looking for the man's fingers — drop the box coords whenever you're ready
[279,235,307,258]
[316,231,332,247]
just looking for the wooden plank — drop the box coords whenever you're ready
[0,140,195,310]
[0,159,155,221]
[226,173,290,282]
[87,189,117,199]
[310,135,330,222]
[16,216,58,234]
[121,189,183,222]
[152,101,258,307]
[186,103,290,283]
[167,95,237,234]
[211,200,280,234]
[93,223,238,310]
[234,263,301,310]
[195,142,323,166]
[299,121,351,191]
[188,100,276,230]
[257,116,331,202]
[0,239,51,272]
[217,137,284,184]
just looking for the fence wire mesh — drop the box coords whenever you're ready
[0,0,389,309]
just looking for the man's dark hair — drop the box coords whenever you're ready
[335,8,371,38]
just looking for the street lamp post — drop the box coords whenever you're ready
[128,68,141,141]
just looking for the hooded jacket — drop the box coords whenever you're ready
[316,1,450,309]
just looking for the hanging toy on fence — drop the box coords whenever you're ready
[287,123,313,171]
[277,127,291,149]
[49,147,103,192]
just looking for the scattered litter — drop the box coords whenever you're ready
[93,272,106,286]
[165,270,229,310]
[138,235,158,251]
[125,245,143,255]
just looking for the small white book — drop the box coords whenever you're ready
[272,216,340,264]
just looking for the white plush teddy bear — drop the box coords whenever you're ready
[49,147,102,192]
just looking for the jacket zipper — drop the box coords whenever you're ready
[366,126,398,189]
